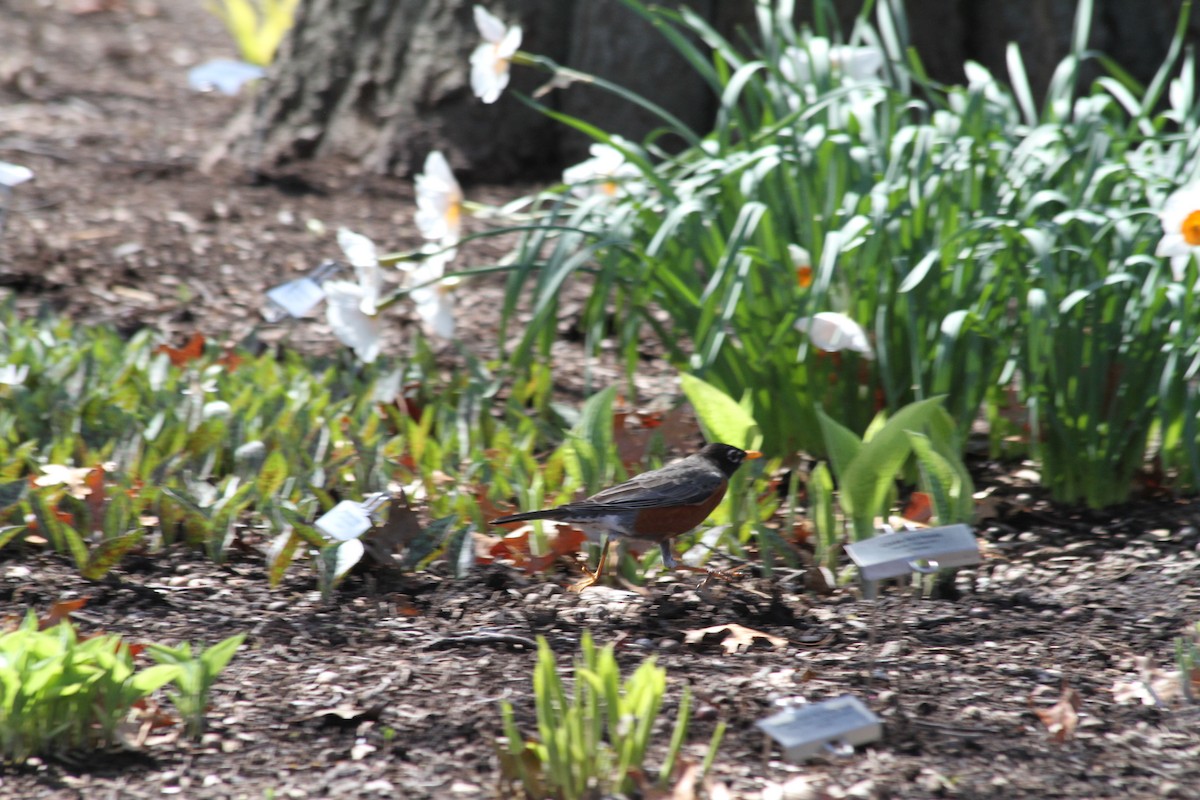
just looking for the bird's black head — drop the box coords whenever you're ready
[698,442,763,476]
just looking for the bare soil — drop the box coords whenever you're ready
[2,3,1200,799]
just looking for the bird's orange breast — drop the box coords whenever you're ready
[628,479,728,537]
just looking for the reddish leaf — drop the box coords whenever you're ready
[613,405,694,469]
[84,464,108,529]
[40,597,89,628]
[1033,685,1081,742]
[155,333,205,367]
[216,347,243,371]
[474,490,515,526]
[483,523,587,574]
[132,698,176,729]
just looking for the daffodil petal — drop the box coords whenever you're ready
[796,312,874,357]
[323,280,383,363]
[473,5,507,43]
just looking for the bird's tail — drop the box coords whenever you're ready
[490,508,563,525]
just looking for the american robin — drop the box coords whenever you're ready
[490,442,762,591]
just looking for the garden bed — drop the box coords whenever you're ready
[2,3,1200,798]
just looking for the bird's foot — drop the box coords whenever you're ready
[569,539,612,593]
[674,564,747,587]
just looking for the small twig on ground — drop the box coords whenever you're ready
[424,631,538,651]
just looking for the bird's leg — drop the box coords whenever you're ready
[569,537,611,593]
[659,542,744,583]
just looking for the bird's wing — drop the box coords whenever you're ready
[571,468,725,511]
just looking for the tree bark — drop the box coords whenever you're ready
[241,0,571,181]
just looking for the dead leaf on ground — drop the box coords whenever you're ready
[3,596,91,633]
[41,596,89,628]
[155,332,205,367]
[363,492,422,565]
[480,523,587,574]
[313,702,386,728]
[1111,656,1191,706]
[613,405,694,468]
[629,760,701,800]
[1032,684,1080,742]
[684,623,787,655]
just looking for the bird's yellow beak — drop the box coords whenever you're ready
[745,450,763,460]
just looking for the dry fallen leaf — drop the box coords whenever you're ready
[481,523,587,574]
[1111,656,1189,706]
[1032,684,1080,742]
[630,760,702,800]
[313,702,386,728]
[363,492,422,565]
[155,332,205,367]
[41,597,89,628]
[613,405,694,468]
[684,623,787,655]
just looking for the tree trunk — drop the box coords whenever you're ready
[236,0,1198,181]
[240,0,572,181]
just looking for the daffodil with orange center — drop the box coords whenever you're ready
[1158,184,1200,282]
[470,6,522,104]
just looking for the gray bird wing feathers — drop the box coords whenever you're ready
[566,465,725,511]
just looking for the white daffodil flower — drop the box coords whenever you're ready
[0,363,29,386]
[34,464,94,498]
[780,40,885,85]
[415,151,464,245]
[788,244,813,288]
[562,143,643,198]
[323,281,384,363]
[325,228,385,362]
[408,249,458,340]
[1156,183,1200,282]
[796,312,874,358]
[337,227,383,315]
[470,6,522,104]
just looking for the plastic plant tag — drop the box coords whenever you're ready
[844,524,980,582]
[756,695,882,762]
[315,501,374,541]
[188,59,267,95]
[314,493,391,541]
[263,260,340,321]
[263,278,325,321]
[0,162,34,188]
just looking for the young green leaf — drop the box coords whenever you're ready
[680,373,761,450]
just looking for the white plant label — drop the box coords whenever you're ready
[844,524,981,582]
[263,277,326,321]
[756,695,882,762]
[315,500,373,541]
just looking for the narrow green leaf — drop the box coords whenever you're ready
[256,449,289,498]
[81,529,146,581]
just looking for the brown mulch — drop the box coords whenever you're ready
[2,3,1200,799]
